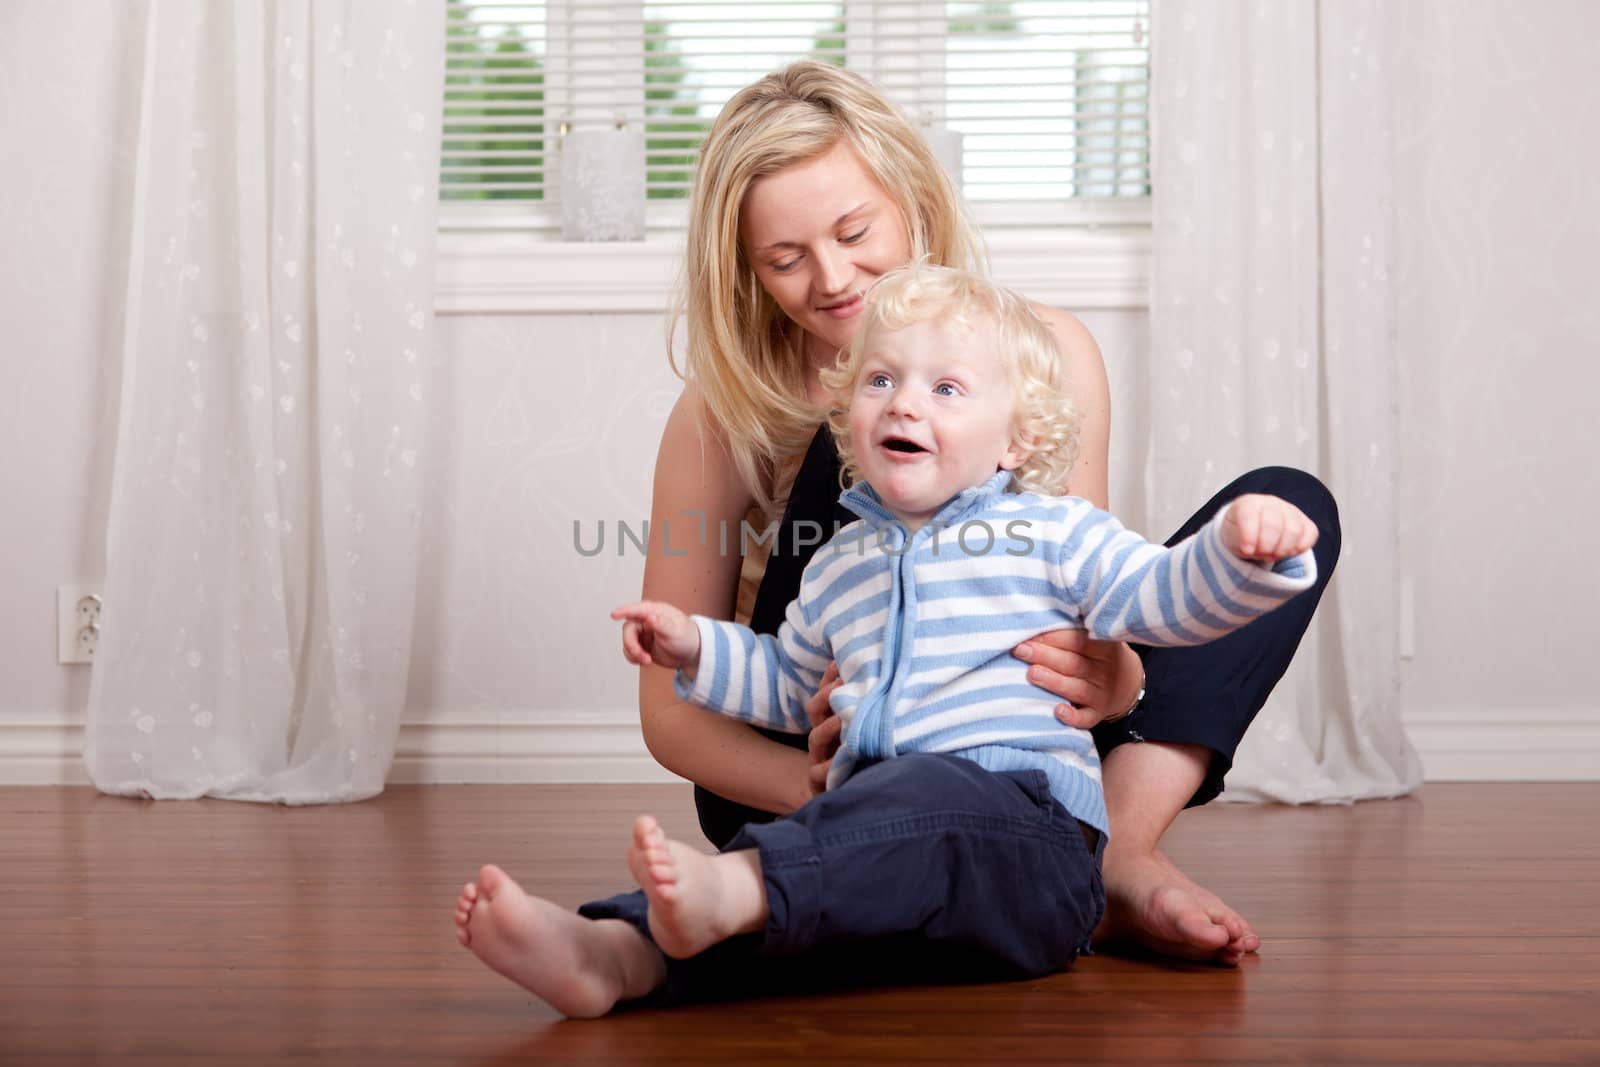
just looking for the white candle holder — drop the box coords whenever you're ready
[924,126,965,192]
[560,127,646,242]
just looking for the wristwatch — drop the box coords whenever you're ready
[1110,667,1146,723]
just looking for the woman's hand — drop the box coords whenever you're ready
[1014,631,1143,729]
[804,662,843,796]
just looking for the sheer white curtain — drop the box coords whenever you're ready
[1146,0,1421,802]
[84,1,444,803]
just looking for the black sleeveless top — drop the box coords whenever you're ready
[746,425,857,636]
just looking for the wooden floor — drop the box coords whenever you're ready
[2,782,1597,1066]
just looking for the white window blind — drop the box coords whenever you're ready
[442,1,1150,233]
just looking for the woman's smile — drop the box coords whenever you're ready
[819,293,864,320]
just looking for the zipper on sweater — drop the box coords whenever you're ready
[846,523,928,762]
[876,540,922,760]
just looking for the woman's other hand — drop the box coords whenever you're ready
[804,662,844,796]
[1015,630,1143,729]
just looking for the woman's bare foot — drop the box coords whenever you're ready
[453,864,665,1017]
[1094,846,1261,965]
[626,815,767,959]
[1095,742,1261,965]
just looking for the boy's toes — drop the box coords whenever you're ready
[477,864,511,898]
[633,816,677,870]
[632,814,664,850]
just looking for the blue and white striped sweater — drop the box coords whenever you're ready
[677,470,1316,836]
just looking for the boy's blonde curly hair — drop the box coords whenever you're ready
[820,261,1080,496]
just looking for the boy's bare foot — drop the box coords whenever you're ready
[1095,846,1260,965]
[626,815,767,959]
[453,864,665,1017]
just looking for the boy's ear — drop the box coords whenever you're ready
[999,432,1035,472]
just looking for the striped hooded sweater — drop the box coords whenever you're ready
[676,471,1316,835]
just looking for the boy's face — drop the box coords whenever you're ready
[848,313,1030,529]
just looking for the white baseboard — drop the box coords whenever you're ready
[387,710,683,785]
[2,720,90,785]
[1402,705,1600,781]
[0,710,683,787]
[4,706,1595,786]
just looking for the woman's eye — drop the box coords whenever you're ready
[841,227,869,244]
[771,257,800,273]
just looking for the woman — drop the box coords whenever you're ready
[631,60,1340,966]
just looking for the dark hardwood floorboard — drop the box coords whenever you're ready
[2,782,1596,1065]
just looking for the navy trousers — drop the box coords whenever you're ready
[694,430,1343,846]
[580,754,1104,1007]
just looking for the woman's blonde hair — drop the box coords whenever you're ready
[820,261,1080,496]
[671,60,986,512]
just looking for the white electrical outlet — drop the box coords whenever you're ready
[58,585,103,665]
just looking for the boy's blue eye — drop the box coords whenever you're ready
[868,373,891,388]
[933,382,958,397]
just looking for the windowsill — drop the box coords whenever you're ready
[433,227,1151,315]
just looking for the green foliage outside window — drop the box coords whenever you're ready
[442,0,544,201]
[645,22,697,200]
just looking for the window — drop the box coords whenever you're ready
[437,1,1152,312]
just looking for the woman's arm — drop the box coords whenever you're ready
[1017,304,1144,726]
[635,384,815,815]
[1034,303,1111,509]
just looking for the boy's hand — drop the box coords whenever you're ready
[1220,494,1319,563]
[611,601,703,673]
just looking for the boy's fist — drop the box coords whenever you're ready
[1220,494,1319,562]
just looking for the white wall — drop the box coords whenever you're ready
[3,1,1596,783]
[0,4,138,778]
[1392,1,1600,775]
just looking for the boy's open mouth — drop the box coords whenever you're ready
[882,438,927,454]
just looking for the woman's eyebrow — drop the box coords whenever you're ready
[835,202,870,225]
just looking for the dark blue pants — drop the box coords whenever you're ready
[580,754,1104,1007]
[697,438,1343,846]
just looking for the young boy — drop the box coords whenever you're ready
[454,263,1318,1016]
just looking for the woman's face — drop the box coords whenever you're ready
[739,141,914,365]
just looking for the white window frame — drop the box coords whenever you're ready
[435,1,1151,315]
[435,226,1149,313]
